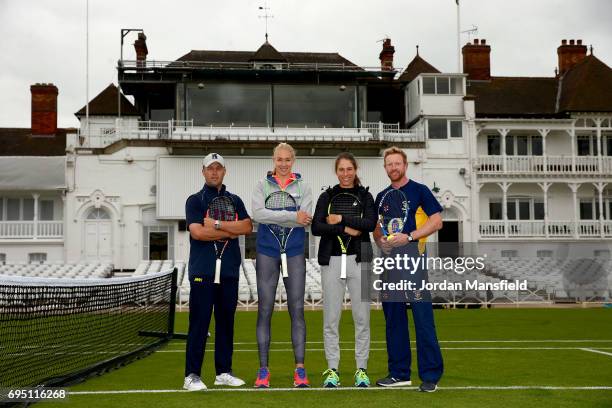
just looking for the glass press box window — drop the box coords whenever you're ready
[274,85,357,128]
[185,83,360,128]
[187,83,271,127]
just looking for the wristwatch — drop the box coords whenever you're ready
[407,233,414,242]
[214,220,221,230]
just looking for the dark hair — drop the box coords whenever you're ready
[335,152,361,186]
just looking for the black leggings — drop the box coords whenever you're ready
[256,252,306,366]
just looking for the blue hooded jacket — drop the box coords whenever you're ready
[252,173,313,258]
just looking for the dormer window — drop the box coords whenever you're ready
[249,41,287,71]
[422,76,464,95]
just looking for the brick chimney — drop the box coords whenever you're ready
[30,83,58,136]
[462,39,491,80]
[379,38,395,71]
[557,39,587,76]
[134,33,148,67]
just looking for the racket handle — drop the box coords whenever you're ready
[281,253,289,278]
[340,253,347,279]
[214,259,221,284]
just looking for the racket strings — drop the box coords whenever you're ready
[329,194,362,218]
[378,190,409,235]
[378,191,408,219]
[265,191,297,211]
[264,191,297,245]
[208,196,237,222]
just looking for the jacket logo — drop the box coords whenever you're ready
[194,277,203,282]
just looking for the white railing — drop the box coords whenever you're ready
[0,222,34,238]
[574,156,600,173]
[37,221,64,238]
[0,221,63,239]
[80,120,169,148]
[601,157,612,174]
[546,220,574,237]
[119,59,388,73]
[480,220,612,238]
[79,120,424,148]
[360,121,423,142]
[578,220,602,237]
[507,221,545,237]
[476,156,612,175]
[479,220,505,237]
[476,156,503,172]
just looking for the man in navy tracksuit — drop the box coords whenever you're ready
[373,147,444,392]
[183,153,252,391]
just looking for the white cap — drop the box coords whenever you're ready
[203,153,225,168]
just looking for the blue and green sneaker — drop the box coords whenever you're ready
[322,368,340,388]
[354,368,370,387]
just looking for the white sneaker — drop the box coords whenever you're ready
[183,373,207,391]
[214,372,246,387]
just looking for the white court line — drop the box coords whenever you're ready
[157,347,611,353]
[167,339,612,347]
[169,339,612,346]
[68,385,612,395]
[581,348,612,357]
[10,347,612,357]
[9,347,612,356]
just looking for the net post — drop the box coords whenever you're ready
[168,267,178,339]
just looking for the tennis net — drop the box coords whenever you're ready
[0,268,176,398]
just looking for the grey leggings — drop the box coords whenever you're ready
[256,252,306,367]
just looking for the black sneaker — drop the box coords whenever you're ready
[418,382,438,392]
[375,376,412,387]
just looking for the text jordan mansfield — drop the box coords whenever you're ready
[372,279,528,291]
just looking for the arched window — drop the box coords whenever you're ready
[87,208,111,220]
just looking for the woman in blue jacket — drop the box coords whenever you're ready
[252,143,313,388]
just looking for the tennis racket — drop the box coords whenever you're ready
[378,188,409,240]
[264,191,298,278]
[207,195,237,284]
[328,192,363,279]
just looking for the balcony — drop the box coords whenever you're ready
[479,220,612,239]
[476,156,612,176]
[78,120,424,150]
[119,59,385,73]
[0,221,63,240]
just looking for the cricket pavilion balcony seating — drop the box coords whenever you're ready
[77,119,425,152]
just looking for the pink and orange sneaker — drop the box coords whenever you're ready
[254,367,270,388]
[293,367,310,388]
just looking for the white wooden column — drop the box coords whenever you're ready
[538,128,550,171]
[594,182,607,238]
[475,182,484,240]
[569,128,576,172]
[32,193,39,240]
[568,183,580,239]
[498,181,512,238]
[498,129,509,172]
[538,182,551,238]
[596,118,603,173]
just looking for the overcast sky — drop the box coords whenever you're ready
[0,0,610,128]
